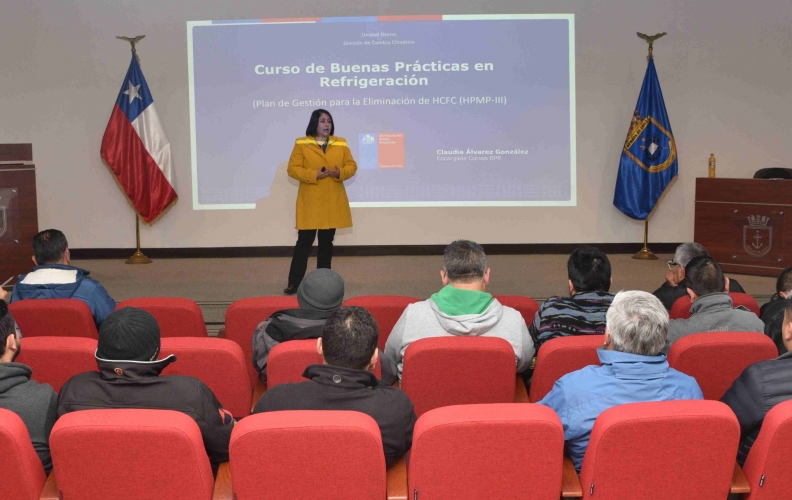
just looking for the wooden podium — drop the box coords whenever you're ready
[695,178,791,277]
[0,144,38,289]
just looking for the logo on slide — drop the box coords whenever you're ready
[361,134,376,145]
[359,133,405,170]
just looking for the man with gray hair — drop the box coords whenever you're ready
[653,242,745,311]
[384,240,534,381]
[539,290,703,471]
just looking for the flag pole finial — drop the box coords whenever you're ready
[636,32,666,60]
[115,35,146,62]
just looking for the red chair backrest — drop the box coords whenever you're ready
[224,297,299,386]
[0,408,47,500]
[15,337,97,393]
[116,298,208,337]
[742,399,792,500]
[342,295,421,351]
[529,335,603,403]
[267,339,382,388]
[159,338,252,418]
[580,400,739,500]
[409,404,564,500]
[10,299,98,339]
[667,332,778,400]
[493,295,541,327]
[50,409,215,500]
[669,292,760,320]
[229,411,386,500]
[401,337,515,417]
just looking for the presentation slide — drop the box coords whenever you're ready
[187,15,576,209]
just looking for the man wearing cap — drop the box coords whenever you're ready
[252,268,345,383]
[0,301,59,474]
[57,307,233,470]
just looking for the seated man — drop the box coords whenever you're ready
[255,306,416,467]
[539,291,703,471]
[722,301,792,465]
[759,266,792,355]
[654,242,745,311]
[11,229,116,326]
[58,307,233,470]
[666,256,764,350]
[530,246,614,351]
[0,301,58,474]
[252,268,344,383]
[384,240,534,381]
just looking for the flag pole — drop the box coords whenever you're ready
[126,214,153,264]
[630,32,667,261]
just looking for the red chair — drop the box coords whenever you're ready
[229,411,386,500]
[116,297,208,337]
[742,399,792,500]
[579,400,739,499]
[529,335,603,403]
[9,299,98,339]
[160,338,252,418]
[493,295,541,327]
[224,297,299,386]
[670,292,761,320]
[401,337,516,417]
[15,337,97,393]
[266,339,382,389]
[50,409,216,500]
[342,295,420,351]
[408,404,567,500]
[667,332,778,400]
[0,408,48,500]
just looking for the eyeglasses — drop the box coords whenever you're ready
[667,261,680,270]
[14,322,22,339]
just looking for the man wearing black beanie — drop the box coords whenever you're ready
[0,301,59,474]
[57,307,233,470]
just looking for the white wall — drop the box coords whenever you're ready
[2,0,790,248]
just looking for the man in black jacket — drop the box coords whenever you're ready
[653,242,745,311]
[58,307,233,470]
[254,306,416,467]
[721,301,792,464]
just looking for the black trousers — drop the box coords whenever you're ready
[287,229,336,286]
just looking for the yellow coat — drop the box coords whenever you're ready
[287,136,357,230]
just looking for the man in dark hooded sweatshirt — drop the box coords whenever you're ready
[0,300,59,473]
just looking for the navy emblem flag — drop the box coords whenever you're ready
[613,56,678,220]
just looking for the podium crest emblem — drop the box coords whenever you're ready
[743,215,772,257]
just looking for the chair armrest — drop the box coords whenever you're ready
[730,461,750,494]
[386,455,408,500]
[216,327,226,338]
[212,462,233,500]
[39,472,59,500]
[561,456,583,498]
[251,379,267,413]
[514,374,529,403]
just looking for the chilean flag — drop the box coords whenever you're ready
[101,55,177,223]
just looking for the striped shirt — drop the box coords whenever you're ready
[530,291,615,350]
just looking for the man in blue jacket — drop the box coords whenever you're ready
[11,229,115,327]
[539,290,703,471]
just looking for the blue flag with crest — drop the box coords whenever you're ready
[613,56,678,220]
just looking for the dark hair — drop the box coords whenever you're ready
[33,229,68,265]
[784,301,792,323]
[685,256,726,296]
[443,240,487,283]
[321,306,378,370]
[305,109,334,137]
[568,246,611,293]
[0,302,15,356]
[776,267,792,294]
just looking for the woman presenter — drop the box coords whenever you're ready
[284,109,357,295]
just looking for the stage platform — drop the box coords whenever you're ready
[69,253,777,335]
